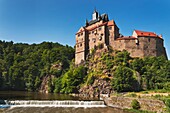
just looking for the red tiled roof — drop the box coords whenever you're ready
[86,22,108,31]
[134,30,158,37]
[76,20,115,34]
[116,36,137,40]
[107,20,114,26]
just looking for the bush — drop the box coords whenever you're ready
[131,99,140,110]
[165,99,170,108]
[165,99,170,112]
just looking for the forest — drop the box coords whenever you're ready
[0,40,74,91]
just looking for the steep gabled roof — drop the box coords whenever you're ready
[76,27,85,34]
[134,30,159,37]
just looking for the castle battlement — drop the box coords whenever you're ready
[75,10,167,64]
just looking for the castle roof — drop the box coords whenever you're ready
[134,30,162,38]
[76,20,115,34]
[88,13,109,26]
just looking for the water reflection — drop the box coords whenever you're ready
[0,91,80,100]
[3,107,130,113]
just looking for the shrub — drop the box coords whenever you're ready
[165,99,170,108]
[131,99,140,110]
[165,99,170,112]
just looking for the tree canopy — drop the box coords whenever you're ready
[0,40,74,91]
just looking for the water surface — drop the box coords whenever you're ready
[0,91,79,100]
[2,107,130,113]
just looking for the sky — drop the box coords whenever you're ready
[0,0,170,59]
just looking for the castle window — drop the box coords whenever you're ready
[148,38,150,42]
[98,27,102,31]
[80,43,82,47]
[99,36,102,41]
[78,34,80,37]
[77,44,79,48]
[92,31,94,34]
[92,38,96,43]
[81,33,83,35]
[109,27,112,30]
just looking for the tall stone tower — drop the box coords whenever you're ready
[75,10,120,64]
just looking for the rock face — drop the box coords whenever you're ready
[78,49,113,98]
[79,79,112,98]
[39,75,55,93]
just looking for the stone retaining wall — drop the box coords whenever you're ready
[103,96,166,113]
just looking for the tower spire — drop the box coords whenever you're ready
[85,19,89,26]
[92,7,99,20]
[94,7,97,13]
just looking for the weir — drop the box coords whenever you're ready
[2,100,106,108]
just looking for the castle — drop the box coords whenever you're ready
[75,10,167,64]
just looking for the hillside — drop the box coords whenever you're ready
[0,40,74,91]
[53,46,170,97]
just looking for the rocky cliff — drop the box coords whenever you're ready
[78,48,114,97]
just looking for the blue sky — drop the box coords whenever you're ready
[0,0,170,59]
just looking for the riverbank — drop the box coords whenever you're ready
[103,95,166,113]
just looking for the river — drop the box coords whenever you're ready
[0,91,130,113]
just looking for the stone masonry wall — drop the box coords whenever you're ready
[104,96,166,113]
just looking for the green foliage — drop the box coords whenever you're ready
[112,66,139,92]
[60,65,87,94]
[165,99,170,112]
[131,99,140,110]
[54,77,62,93]
[114,50,131,66]
[0,40,74,91]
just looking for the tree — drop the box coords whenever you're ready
[114,50,131,66]
[60,65,87,94]
[112,66,138,92]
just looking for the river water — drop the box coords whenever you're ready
[0,91,130,113]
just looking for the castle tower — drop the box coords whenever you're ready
[92,9,99,20]
[75,10,120,65]
[75,27,87,64]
